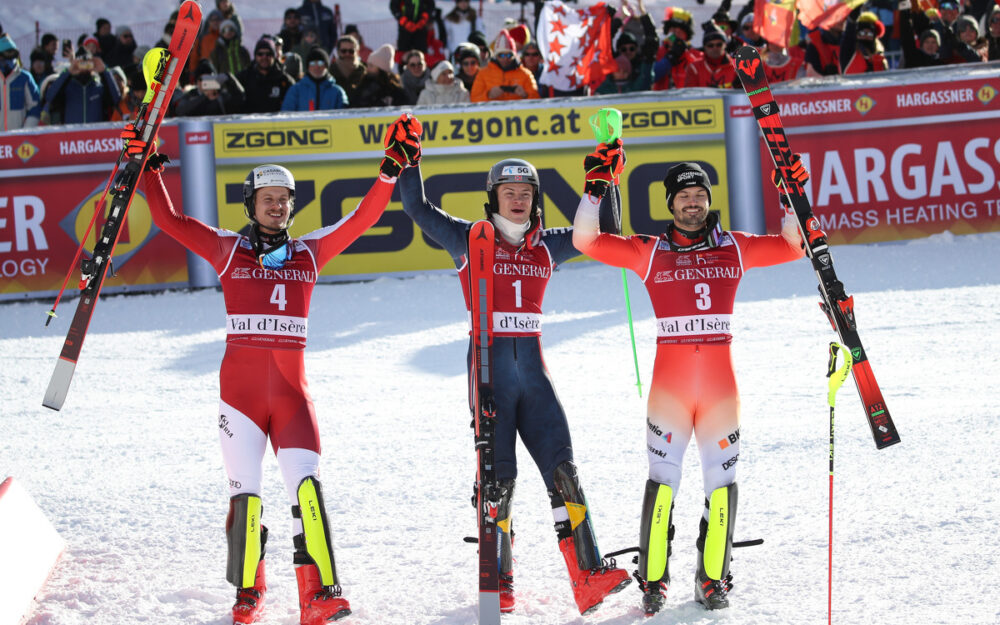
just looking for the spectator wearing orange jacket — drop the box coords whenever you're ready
[470,30,538,103]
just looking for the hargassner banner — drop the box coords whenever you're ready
[210,95,730,280]
[0,123,187,298]
[748,69,1000,244]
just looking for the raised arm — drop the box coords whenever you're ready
[141,155,234,272]
[305,113,421,268]
[572,139,657,275]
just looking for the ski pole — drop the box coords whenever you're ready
[589,107,642,397]
[826,342,852,625]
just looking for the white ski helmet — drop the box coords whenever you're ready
[242,164,296,223]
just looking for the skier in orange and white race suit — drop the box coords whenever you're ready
[133,114,419,625]
[572,140,809,615]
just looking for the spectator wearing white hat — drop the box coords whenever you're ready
[416,60,468,105]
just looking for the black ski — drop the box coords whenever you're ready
[42,0,201,410]
[733,45,900,449]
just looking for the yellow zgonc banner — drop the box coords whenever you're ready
[213,99,728,278]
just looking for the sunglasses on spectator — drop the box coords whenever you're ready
[339,48,355,55]
[742,24,753,30]
[522,51,541,57]
[461,59,479,66]
[620,44,637,52]
[408,61,424,68]
[1,50,17,60]
[309,60,326,67]
[705,42,725,49]
[496,52,514,59]
[121,34,134,39]
[256,51,274,57]
[991,15,1000,23]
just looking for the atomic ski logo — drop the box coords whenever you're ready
[977,84,996,105]
[854,95,875,115]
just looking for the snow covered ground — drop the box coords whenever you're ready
[2,230,1000,625]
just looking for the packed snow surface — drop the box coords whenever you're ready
[2,231,999,624]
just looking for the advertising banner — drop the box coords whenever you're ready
[213,98,729,278]
[756,76,1000,244]
[0,124,188,297]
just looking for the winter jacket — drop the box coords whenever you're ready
[297,1,337,51]
[401,69,429,104]
[805,28,842,75]
[236,63,295,113]
[415,80,469,105]
[175,76,245,117]
[1,64,42,130]
[469,60,539,103]
[684,54,738,89]
[43,68,121,125]
[595,60,653,95]
[442,8,485,50]
[211,37,251,75]
[330,61,366,104]
[353,70,408,108]
[281,73,348,111]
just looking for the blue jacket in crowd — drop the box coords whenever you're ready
[281,74,348,112]
[44,68,121,125]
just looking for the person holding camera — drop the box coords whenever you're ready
[176,58,245,116]
[42,48,120,125]
[0,35,41,130]
[469,30,538,103]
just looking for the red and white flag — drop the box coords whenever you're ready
[796,0,866,31]
[537,1,617,92]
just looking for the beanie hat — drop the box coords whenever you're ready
[96,18,111,31]
[507,24,530,49]
[955,15,979,36]
[616,30,638,51]
[82,35,100,50]
[663,7,694,39]
[919,29,941,45]
[255,37,277,56]
[468,31,489,51]
[664,162,712,209]
[492,30,516,55]
[454,43,479,64]
[306,46,330,66]
[0,34,16,54]
[430,60,454,81]
[115,25,133,37]
[702,24,728,46]
[368,43,395,73]
[856,12,886,39]
[220,19,238,34]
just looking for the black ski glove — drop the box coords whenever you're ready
[146,152,170,173]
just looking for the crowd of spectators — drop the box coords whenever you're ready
[1,0,998,130]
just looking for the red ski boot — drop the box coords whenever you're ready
[232,559,266,624]
[295,564,351,624]
[559,537,631,615]
[499,573,515,613]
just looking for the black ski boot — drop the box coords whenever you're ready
[694,484,737,610]
[635,574,667,616]
[695,569,733,610]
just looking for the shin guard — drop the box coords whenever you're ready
[226,494,267,588]
[552,461,601,570]
[638,480,674,584]
[698,483,738,581]
[497,478,515,576]
[292,476,339,587]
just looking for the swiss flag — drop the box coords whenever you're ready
[796,0,865,31]
[537,1,617,92]
[755,0,797,48]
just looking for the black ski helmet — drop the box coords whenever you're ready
[663,162,712,211]
[242,164,296,225]
[485,158,542,226]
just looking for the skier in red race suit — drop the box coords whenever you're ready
[572,141,809,615]
[133,114,419,625]
[394,117,632,615]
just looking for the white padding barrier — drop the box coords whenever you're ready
[0,477,65,625]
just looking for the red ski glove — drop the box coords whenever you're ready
[771,153,808,190]
[583,139,626,199]
[380,113,423,178]
[120,123,146,155]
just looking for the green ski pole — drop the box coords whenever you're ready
[589,107,642,397]
[826,342,853,625]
